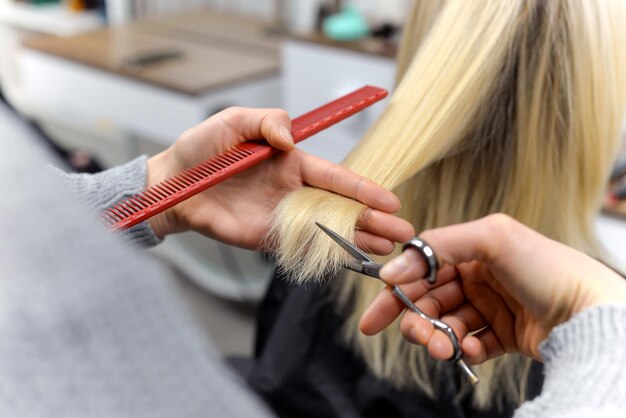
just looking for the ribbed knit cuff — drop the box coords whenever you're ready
[515,305,626,417]
[53,156,162,248]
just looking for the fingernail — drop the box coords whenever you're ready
[380,253,409,279]
[279,126,294,148]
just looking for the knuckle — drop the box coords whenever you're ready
[358,208,373,229]
[324,164,339,190]
[270,108,290,120]
[418,227,436,242]
[452,313,470,335]
[399,315,416,342]
[482,213,518,257]
[220,106,244,123]
[177,128,195,142]
[424,294,443,316]
[484,213,514,231]
[484,213,517,237]
[353,176,365,201]
[224,106,243,114]
[218,106,237,118]
[259,112,271,130]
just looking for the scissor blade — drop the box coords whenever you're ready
[315,222,374,262]
[347,260,382,278]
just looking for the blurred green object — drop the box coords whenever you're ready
[322,5,369,41]
[30,0,61,5]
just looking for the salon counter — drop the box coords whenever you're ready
[19,11,282,145]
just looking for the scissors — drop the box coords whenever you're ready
[315,222,479,385]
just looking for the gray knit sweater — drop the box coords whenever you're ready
[0,105,274,418]
[1,104,625,417]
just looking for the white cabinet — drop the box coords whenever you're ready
[597,215,626,270]
[282,38,396,163]
[20,49,280,147]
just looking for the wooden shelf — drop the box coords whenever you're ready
[22,11,281,96]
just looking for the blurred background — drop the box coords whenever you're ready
[1,0,625,358]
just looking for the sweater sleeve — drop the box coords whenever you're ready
[514,305,626,418]
[1,102,274,418]
[53,156,162,247]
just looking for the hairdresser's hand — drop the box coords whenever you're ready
[146,107,413,251]
[359,214,626,363]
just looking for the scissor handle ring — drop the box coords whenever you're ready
[402,237,439,284]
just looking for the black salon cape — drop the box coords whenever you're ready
[244,271,544,418]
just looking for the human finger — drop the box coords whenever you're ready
[379,214,521,284]
[354,230,395,255]
[461,328,506,365]
[356,209,415,243]
[423,304,488,360]
[222,107,295,151]
[456,280,518,353]
[398,279,466,351]
[404,278,517,359]
[359,265,458,335]
[379,214,570,317]
[299,152,402,214]
[380,248,430,285]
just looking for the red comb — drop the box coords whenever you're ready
[101,85,388,231]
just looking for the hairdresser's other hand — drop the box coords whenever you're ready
[359,214,626,363]
[146,107,414,251]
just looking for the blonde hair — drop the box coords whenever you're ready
[267,0,626,409]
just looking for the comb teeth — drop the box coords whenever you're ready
[100,86,388,231]
[99,144,258,227]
